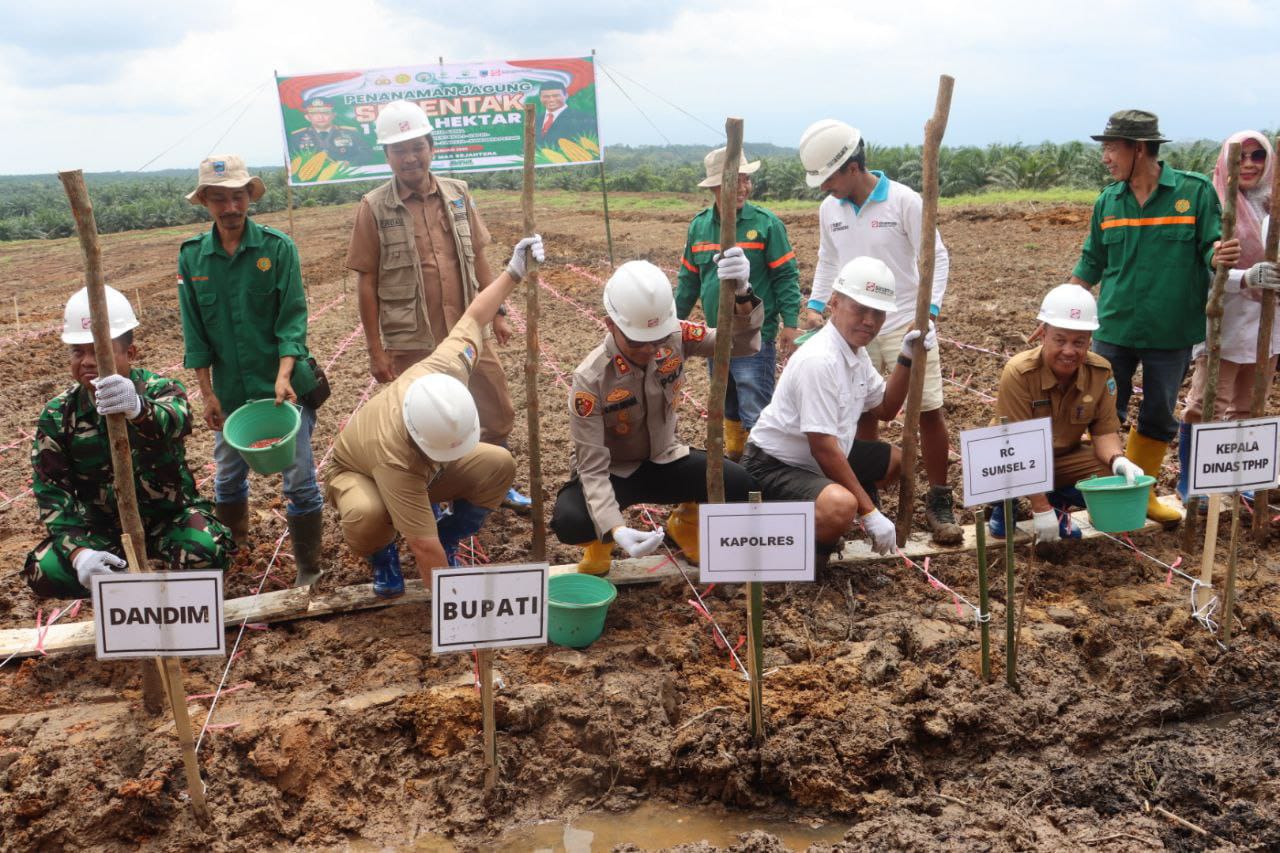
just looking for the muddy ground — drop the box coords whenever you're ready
[1,191,1278,851]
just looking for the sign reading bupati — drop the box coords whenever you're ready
[959,418,1054,507]
[432,563,548,654]
[1189,416,1280,495]
[92,572,225,660]
[698,502,815,583]
[276,56,601,185]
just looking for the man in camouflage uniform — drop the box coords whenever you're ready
[22,286,231,599]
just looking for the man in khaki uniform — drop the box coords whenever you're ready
[326,235,543,596]
[346,99,530,511]
[551,253,763,574]
[991,285,1144,542]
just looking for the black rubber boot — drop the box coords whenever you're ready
[287,510,324,587]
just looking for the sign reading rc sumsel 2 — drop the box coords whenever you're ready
[1189,416,1280,496]
[432,563,548,655]
[92,572,225,660]
[959,418,1054,507]
[699,502,816,583]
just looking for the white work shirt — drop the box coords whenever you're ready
[1195,214,1280,363]
[809,172,949,334]
[749,323,886,473]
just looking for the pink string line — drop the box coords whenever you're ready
[187,680,252,702]
[1,600,84,668]
[0,322,62,351]
[937,335,1015,359]
[896,550,989,624]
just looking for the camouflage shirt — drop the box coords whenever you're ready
[31,367,204,552]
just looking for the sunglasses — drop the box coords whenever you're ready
[1240,149,1268,164]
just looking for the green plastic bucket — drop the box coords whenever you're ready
[1076,474,1156,533]
[548,574,618,649]
[223,400,302,475]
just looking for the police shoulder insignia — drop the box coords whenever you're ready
[612,355,630,375]
[573,391,597,417]
[654,346,673,361]
[1174,198,1191,213]
[257,257,272,272]
[681,321,707,342]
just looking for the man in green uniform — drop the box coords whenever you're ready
[178,154,325,587]
[22,286,231,599]
[676,146,801,460]
[1069,110,1240,524]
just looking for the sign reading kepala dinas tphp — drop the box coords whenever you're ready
[432,563,548,654]
[92,571,225,660]
[1189,416,1280,495]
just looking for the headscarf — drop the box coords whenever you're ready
[1212,130,1274,269]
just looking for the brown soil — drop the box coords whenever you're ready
[2,193,1279,851]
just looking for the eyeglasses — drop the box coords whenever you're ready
[1240,149,1268,164]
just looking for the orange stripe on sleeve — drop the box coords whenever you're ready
[690,242,721,253]
[681,257,698,273]
[767,250,796,269]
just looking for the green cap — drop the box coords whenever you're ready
[1090,109,1169,143]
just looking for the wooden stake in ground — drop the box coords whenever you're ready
[58,169,167,716]
[1003,493,1016,690]
[896,74,955,547]
[1196,145,1241,612]
[591,49,616,269]
[705,118,744,505]
[12,295,18,331]
[1250,142,1280,542]
[521,103,546,561]
[478,649,498,790]
[745,492,765,743]
[974,506,991,681]
[1221,493,1243,646]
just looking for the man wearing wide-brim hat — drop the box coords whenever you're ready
[177,154,327,588]
[675,146,801,462]
[1067,110,1240,526]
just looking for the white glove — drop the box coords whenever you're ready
[859,509,897,555]
[612,526,665,558]
[506,234,545,282]
[715,246,751,294]
[900,321,938,359]
[1112,456,1144,486]
[1032,509,1060,544]
[73,548,127,588]
[91,374,142,419]
[1244,261,1280,291]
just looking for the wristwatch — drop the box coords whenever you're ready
[734,287,755,304]
[496,304,509,317]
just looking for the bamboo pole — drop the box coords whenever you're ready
[896,74,955,547]
[1249,143,1280,542]
[521,103,546,561]
[1221,493,1242,646]
[478,648,497,790]
[1004,494,1016,690]
[591,49,616,270]
[12,295,18,330]
[745,491,765,743]
[974,506,991,681]
[705,118,744,505]
[1195,145,1241,610]
[58,169,167,715]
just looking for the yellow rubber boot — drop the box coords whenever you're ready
[1125,427,1183,526]
[724,419,747,462]
[667,502,701,565]
[575,540,613,575]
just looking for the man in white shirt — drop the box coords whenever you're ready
[744,257,936,565]
[797,120,961,546]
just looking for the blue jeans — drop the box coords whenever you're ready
[705,339,776,431]
[213,404,323,516]
[1091,341,1191,443]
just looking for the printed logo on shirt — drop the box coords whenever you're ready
[257,257,272,272]
[870,220,899,229]
[831,221,849,233]
[746,229,758,240]
[573,391,597,417]
[1175,198,1191,213]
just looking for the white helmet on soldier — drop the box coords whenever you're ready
[833,256,896,313]
[799,119,862,188]
[1038,284,1099,331]
[376,100,433,146]
[62,285,139,344]
[402,374,479,462]
[602,260,681,343]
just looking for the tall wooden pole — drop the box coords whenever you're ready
[1249,143,1280,542]
[58,169,167,715]
[521,103,546,561]
[478,648,497,790]
[591,49,616,269]
[745,491,765,743]
[896,75,955,547]
[974,506,991,681]
[705,118,744,505]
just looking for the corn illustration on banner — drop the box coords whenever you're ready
[276,56,602,185]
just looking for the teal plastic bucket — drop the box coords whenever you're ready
[1076,474,1156,533]
[223,400,302,475]
[548,574,618,649]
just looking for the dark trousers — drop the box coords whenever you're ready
[1091,341,1191,443]
[551,449,755,544]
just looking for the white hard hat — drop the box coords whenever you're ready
[402,374,480,462]
[62,285,139,344]
[602,260,680,343]
[799,119,863,188]
[1037,284,1099,331]
[376,100,433,146]
[833,257,896,312]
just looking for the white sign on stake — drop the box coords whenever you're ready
[698,502,815,583]
[1189,416,1280,496]
[959,417,1054,507]
[432,563,548,655]
[93,571,225,660]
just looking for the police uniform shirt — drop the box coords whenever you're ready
[996,346,1122,453]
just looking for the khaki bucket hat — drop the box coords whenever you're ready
[186,154,266,205]
[698,146,761,188]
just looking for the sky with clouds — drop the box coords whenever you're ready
[0,0,1276,175]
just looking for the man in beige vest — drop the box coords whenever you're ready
[346,100,530,511]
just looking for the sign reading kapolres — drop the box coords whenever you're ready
[276,56,601,185]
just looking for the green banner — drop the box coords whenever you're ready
[276,56,601,185]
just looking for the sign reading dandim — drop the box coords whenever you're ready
[93,571,225,660]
